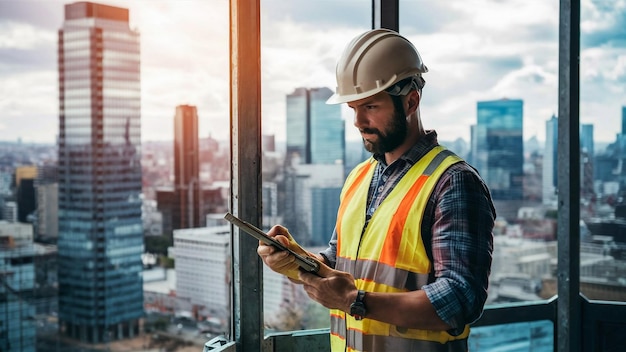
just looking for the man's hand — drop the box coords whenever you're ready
[298,265,358,313]
[257,225,311,281]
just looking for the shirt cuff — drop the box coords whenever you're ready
[422,281,466,336]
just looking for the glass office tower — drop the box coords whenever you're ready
[309,87,345,165]
[286,87,309,164]
[285,87,344,165]
[580,124,595,203]
[57,2,143,343]
[622,106,626,135]
[474,99,524,201]
[543,115,558,205]
[284,87,344,245]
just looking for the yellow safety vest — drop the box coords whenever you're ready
[330,146,469,352]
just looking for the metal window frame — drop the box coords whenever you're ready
[556,1,581,351]
[229,0,263,351]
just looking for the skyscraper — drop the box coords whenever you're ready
[543,114,558,205]
[286,87,308,163]
[283,87,344,244]
[622,106,626,135]
[174,105,201,228]
[157,105,202,235]
[581,124,594,159]
[57,2,143,343]
[286,87,345,165]
[473,99,524,201]
[580,124,595,203]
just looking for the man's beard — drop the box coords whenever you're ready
[362,107,408,155]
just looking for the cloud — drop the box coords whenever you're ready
[0,20,57,78]
[259,18,368,141]
[577,0,626,136]
[581,0,626,48]
[400,2,464,35]
[262,0,370,28]
[0,20,56,50]
[0,0,624,145]
[0,1,64,30]
[0,68,58,143]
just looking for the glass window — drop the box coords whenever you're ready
[260,0,370,333]
[469,320,553,351]
[579,1,626,304]
[401,0,560,305]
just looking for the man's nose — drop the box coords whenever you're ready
[353,109,368,129]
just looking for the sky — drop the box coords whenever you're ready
[0,0,625,145]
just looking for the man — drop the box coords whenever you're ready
[258,28,495,352]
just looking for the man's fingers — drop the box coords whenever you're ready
[267,225,290,238]
[299,260,334,282]
[273,235,290,247]
[314,260,335,277]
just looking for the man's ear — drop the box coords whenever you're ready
[405,90,420,115]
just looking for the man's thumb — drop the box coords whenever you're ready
[313,259,335,278]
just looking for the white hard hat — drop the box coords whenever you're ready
[326,28,428,105]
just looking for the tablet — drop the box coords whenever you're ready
[224,212,320,274]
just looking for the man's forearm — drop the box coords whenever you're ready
[358,289,452,331]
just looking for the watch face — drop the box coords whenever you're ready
[350,290,367,320]
[350,302,367,319]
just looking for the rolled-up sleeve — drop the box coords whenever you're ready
[319,228,338,269]
[421,165,495,334]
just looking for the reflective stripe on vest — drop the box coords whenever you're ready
[330,146,469,352]
[331,312,469,352]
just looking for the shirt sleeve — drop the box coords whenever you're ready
[421,164,495,334]
[319,227,338,269]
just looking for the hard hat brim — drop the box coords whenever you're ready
[325,81,395,105]
[326,90,383,105]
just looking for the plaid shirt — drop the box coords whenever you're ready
[320,130,495,334]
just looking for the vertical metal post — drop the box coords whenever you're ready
[372,0,399,31]
[557,1,581,351]
[230,0,263,351]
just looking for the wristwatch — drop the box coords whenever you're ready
[349,290,367,320]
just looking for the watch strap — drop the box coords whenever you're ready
[349,289,367,320]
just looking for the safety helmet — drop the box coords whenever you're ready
[326,28,428,105]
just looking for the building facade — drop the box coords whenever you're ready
[283,164,344,246]
[57,2,144,343]
[0,222,37,352]
[35,164,58,239]
[173,226,230,331]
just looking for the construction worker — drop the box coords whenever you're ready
[258,28,495,352]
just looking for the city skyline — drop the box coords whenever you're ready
[0,0,625,144]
